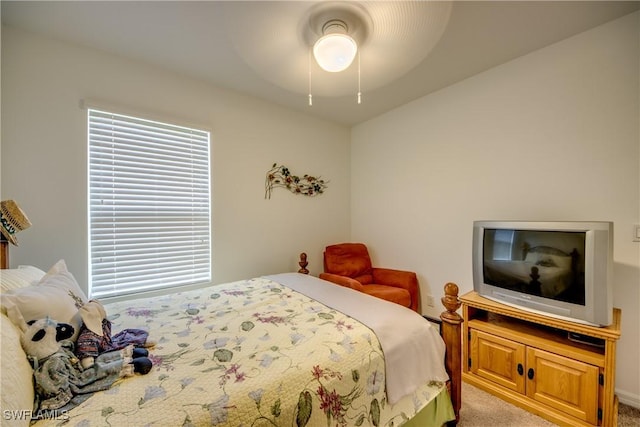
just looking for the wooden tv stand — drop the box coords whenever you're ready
[460,291,621,427]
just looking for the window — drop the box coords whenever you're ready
[491,229,515,260]
[88,109,211,299]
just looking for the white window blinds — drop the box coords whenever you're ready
[88,109,211,299]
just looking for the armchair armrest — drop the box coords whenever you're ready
[372,268,420,312]
[319,273,365,292]
[371,268,417,289]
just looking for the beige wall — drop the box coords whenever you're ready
[352,11,640,405]
[1,26,351,285]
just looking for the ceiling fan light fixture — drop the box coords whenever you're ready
[313,20,357,73]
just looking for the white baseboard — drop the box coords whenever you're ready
[617,388,640,409]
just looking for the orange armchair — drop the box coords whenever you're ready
[319,243,420,312]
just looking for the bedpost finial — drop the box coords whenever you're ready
[444,282,458,297]
[298,252,309,274]
[441,282,462,320]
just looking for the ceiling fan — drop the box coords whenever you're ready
[221,1,453,102]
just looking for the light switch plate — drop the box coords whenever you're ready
[634,224,640,242]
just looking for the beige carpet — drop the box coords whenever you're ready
[459,382,640,426]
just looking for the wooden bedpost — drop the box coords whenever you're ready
[0,235,8,269]
[298,252,309,274]
[440,282,463,425]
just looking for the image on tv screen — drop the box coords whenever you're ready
[482,229,586,305]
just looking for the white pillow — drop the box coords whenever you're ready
[1,313,34,427]
[0,260,87,340]
[524,252,539,263]
[0,265,46,292]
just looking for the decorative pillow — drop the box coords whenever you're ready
[0,265,46,292]
[0,260,87,340]
[1,313,34,427]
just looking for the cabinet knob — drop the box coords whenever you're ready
[527,368,535,380]
[517,363,524,376]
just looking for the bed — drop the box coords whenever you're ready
[483,244,580,298]
[1,254,462,427]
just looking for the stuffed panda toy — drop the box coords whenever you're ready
[21,317,152,413]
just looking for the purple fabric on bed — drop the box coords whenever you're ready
[76,319,148,359]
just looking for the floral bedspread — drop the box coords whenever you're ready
[32,277,447,427]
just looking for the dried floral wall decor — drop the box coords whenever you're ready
[265,163,328,199]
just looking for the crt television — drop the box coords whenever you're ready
[472,221,613,326]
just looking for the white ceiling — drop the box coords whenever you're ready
[2,1,639,126]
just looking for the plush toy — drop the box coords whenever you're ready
[75,299,155,369]
[21,317,152,413]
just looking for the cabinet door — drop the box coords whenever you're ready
[470,330,526,393]
[526,347,599,424]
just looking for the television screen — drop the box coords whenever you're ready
[482,229,586,306]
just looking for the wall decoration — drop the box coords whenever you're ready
[265,163,328,199]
